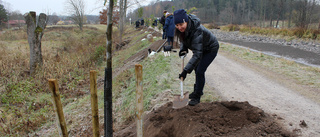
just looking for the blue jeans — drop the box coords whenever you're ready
[194,50,218,96]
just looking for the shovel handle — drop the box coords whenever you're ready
[181,56,184,74]
[180,56,184,98]
[180,51,187,77]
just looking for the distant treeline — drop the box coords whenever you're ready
[128,0,320,29]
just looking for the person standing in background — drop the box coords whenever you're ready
[163,12,175,46]
[160,10,168,39]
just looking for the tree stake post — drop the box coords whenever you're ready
[135,64,143,137]
[48,79,68,137]
[90,70,100,137]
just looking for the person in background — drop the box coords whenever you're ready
[140,18,145,26]
[160,10,168,39]
[135,19,140,28]
[174,9,219,106]
[153,19,158,26]
[163,12,175,46]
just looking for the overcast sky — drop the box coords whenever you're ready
[3,0,104,15]
[3,0,154,16]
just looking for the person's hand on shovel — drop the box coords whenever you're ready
[179,50,187,57]
[173,51,189,109]
[179,70,187,80]
[179,50,188,81]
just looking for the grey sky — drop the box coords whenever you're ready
[3,0,155,16]
[3,0,107,15]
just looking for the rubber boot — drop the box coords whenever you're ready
[189,84,197,99]
[189,84,201,106]
[188,96,200,106]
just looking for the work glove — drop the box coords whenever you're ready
[179,70,187,80]
[179,50,187,57]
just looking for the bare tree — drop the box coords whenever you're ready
[104,0,114,136]
[268,0,276,27]
[291,0,311,28]
[24,12,47,74]
[66,0,85,30]
[50,13,60,25]
[119,0,127,43]
[288,0,293,28]
[220,2,233,24]
[307,0,316,29]
[275,0,285,28]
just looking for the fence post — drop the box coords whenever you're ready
[135,64,143,137]
[48,79,68,137]
[90,70,100,137]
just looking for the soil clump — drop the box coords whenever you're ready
[114,101,295,137]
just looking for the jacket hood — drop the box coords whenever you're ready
[166,13,173,18]
[185,14,201,37]
[189,14,201,24]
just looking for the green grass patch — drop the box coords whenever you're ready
[112,31,150,69]
[113,54,172,122]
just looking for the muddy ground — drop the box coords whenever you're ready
[114,101,294,137]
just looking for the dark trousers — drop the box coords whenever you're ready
[167,36,173,45]
[194,49,218,96]
[162,30,166,39]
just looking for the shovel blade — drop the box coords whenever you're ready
[172,92,189,109]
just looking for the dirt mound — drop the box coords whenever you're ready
[114,101,295,137]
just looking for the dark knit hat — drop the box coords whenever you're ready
[174,9,189,25]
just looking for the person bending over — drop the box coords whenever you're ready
[174,9,219,106]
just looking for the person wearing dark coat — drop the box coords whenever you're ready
[174,9,219,106]
[153,19,158,26]
[160,10,168,39]
[135,20,140,28]
[163,13,175,46]
[140,18,144,26]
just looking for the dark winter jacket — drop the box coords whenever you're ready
[179,14,219,73]
[163,15,175,37]
[160,15,166,26]
[135,20,140,28]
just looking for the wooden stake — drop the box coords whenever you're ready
[48,79,68,137]
[135,64,143,137]
[90,70,100,137]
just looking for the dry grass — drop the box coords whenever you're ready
[0,25,107,136]
[27,25,171,136]
[222,25,320,41]
[0,24,160,136]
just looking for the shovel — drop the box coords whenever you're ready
[173,55,189,109]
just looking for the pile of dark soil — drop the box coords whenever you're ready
[114,101,295,137]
